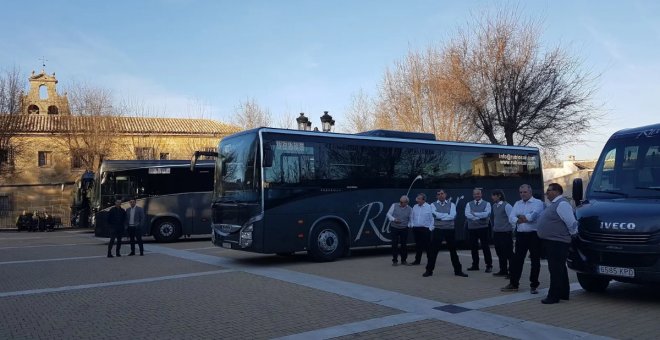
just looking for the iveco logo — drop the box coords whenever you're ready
[600,222,636,230]
[221,224,232,233]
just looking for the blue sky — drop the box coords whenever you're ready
[2,0,659,160]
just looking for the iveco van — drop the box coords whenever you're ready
[569,123,660,291]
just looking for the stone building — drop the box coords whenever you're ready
[0,71,239,226]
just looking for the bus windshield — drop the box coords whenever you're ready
[215,132,259,202]
[589,134,660,198]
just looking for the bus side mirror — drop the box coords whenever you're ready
[263,148,273,168]
[572,178,584,205]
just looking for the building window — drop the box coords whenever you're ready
[27,104,39,114]
[0,195,9,217]
[135,147,155,160]
[0,148,13,167]
[159,152,170,160]
[38,151,53,167]
[48,105,59,115]
[201,147,216,160]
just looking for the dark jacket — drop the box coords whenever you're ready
[107,206,126,231]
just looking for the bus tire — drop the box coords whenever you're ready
[576,273,610,292]
[309,222,345,262]
[152,218,181,243]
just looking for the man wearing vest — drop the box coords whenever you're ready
[423,190,468,277]
[491,189,514,277]
[407,193,434,266]
[386,195,412,266]
[465,188,493,272]
[125,198,146,256]
[501,184,545,294]
[537,183,578,304]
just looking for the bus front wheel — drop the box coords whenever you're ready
[577,273,610,292]
[309,222,345,262]
[152,218,181,243]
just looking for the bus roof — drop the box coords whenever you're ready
[99,159,214,173]
[610,123,660,140]
[229,127,540,152]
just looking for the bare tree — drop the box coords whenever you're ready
[56,81,122,170]
[344,89,378,133]
[444,9,599,149]
[0,66,26,176]
[274,111,296,129]
[232,98,271,129]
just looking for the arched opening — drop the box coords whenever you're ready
[39,85,48,99]
[27,105,39,114]
[48,105,59,115]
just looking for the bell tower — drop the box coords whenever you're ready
[21,66,71,116]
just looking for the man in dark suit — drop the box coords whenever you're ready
[107,199,126,258]
[125,198,146,256]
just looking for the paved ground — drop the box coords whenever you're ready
[0,229,657,339]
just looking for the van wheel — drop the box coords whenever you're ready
[152,218,181,243]
[577,273,610,292]
[308,222,345,262]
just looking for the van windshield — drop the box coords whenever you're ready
[589,134,660,198]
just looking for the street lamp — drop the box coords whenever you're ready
[320,111,335,132]
[296,112,310,131]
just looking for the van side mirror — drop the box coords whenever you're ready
[572,178,584,205]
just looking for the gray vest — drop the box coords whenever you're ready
[432,201,454,230]
[390,204,411,229]
[492,202,513,232]
[537,197,571,243]
[467,200,490,229]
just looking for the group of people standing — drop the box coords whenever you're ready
[106,198,146,258]
[386,183,578,304]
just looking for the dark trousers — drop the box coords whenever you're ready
[426,229,463,274]
[543,239,570,300]
[127,226,144,255]
[390,227,408,262]
[107,228,123,255]
[468,227,492,268]
[412,227,430,263]
[509,231,541,288]
[493,231,513,274]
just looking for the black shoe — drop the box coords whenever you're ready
[409,261,421,266]
[392,261,399,266]
[492,271,507,277]
[116,254,121,257]
[485,266,493,273]
[128,252,135,256]
[501,284,519,292]
[140,253,144,256]
[422,271,433,277]
[107,254,114,258]
[401,260,408,265]
[560,296,569,301]
[530,287,539,295]
[455,272,468,277]
[541,297,560,304]
[467,266,479,271]
[504,275,510,280]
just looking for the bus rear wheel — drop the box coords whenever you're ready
[152,218,181,243]
[577,273,610,292]
[309,222,345,262]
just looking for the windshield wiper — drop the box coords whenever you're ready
[593,190,628,197]
[635,186,660,191]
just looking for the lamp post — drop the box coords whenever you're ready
[320,111,335,132]
[296,112,310,131]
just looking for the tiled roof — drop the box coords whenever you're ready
[0,114,240,136]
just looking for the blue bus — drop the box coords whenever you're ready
[201,128,543,261]
[93,159,214,242]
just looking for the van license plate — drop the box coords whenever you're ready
[597,265,635,278]
[222,242,232,249]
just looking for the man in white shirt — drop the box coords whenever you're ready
[424,190,468,277]
[501,184,545,294]
[407,193,434,266]
[465,188,493,272]
[124,198,146,256]
[537,183,578,304]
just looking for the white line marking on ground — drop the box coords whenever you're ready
[0,255,105,265]
[0,243,100,250]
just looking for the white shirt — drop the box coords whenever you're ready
[509,197,545,232]
[465,200,492,221]
[128,207,136,225]
[552,195,578,235]
[409,203,434,229]
[432,200,456,221]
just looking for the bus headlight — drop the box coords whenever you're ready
[240,224,253,248]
